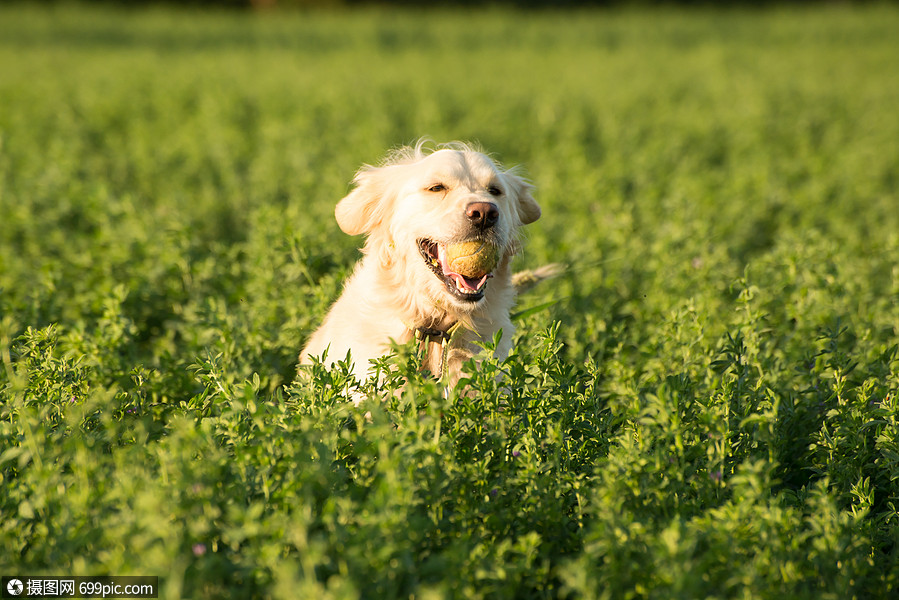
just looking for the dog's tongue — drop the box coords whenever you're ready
[437,244,491,292]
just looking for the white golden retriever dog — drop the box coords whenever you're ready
[300,141,541,397]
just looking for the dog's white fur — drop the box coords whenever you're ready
[300,141,540,397]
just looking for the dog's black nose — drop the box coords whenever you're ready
[466,202,499,229]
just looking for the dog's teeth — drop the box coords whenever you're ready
[456,279,479,294]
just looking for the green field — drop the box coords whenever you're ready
[2,3,899,598]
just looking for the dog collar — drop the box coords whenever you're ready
[407,321,464,382]
[414,326,453,343]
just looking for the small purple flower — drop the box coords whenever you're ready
[489,488,499,498]
[710,470,723,484]
[193,543,207,557]
[512,451,521,458]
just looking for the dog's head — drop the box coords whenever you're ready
[334,141,540,312]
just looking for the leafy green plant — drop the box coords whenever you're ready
[2,3,899,598]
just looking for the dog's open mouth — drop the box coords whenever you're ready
[418,238,494,302]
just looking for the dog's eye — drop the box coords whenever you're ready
[427,184,447,193]
[487,185,503,197]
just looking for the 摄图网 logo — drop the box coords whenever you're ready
[5,579,23,596]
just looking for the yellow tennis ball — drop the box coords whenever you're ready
[445,240,500,278]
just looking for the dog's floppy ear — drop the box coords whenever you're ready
[505,172,541,225]
[335,166,394,236]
